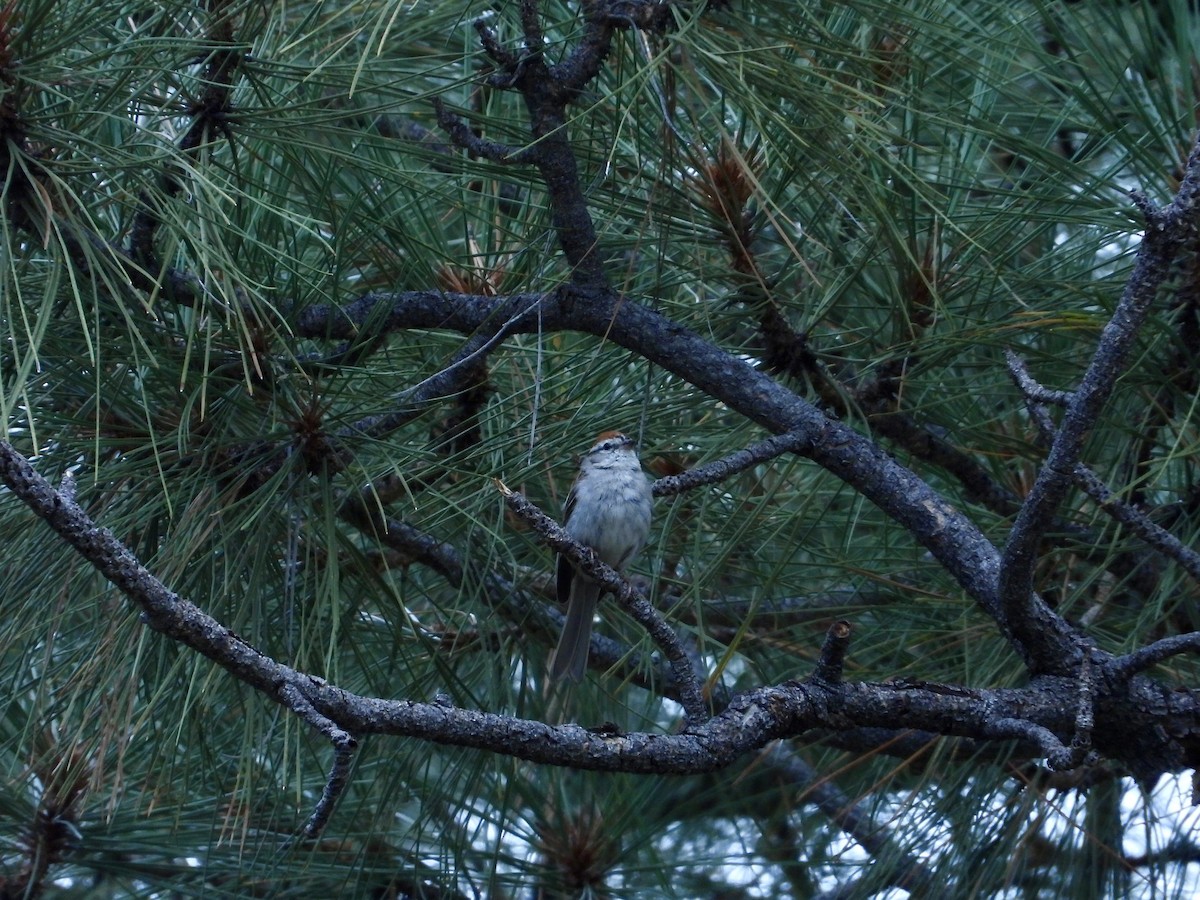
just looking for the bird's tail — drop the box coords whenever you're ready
[549,580,600,682]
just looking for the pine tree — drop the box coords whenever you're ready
[3,1,1200,897]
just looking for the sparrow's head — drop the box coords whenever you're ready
[578,431,639,472]
[595,432,633,448]
[588,431,634,454]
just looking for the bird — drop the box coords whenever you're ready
[549,430,653,682]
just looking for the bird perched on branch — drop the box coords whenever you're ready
[549,430,653,682]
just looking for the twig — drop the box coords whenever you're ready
[432,98,531,164]
[1068,654,1095,765]
[984,717,1076,771]
[693,583,909,629]
[1009,352,1200,584]
[810,620,852,686]
[1005,350,1075,406]
[277,681,359,840]
[337,308,528,441]
[1112,633,1200,681]
[473,15,521,69]
[519,0,545,52]
[652,429,814,498]
[1071,462,1200,583]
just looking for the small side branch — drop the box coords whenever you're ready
[437,2,610,284]
[1009,352,1200,584]
[473,15,521,69]
[1005,350,1074,407]
[1112,633,1200,681]
[553,0,617,95]
[811,620,852,686]
[652,428,814,498]
[337,492,466,587]
[519,0,545,53]
[278,681,359,839]
[1071,463,1200,583]
[338,319,516,441]
[432,98,532,165]
[984,718,1077,771]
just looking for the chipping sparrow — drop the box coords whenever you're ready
[549,430,653,682]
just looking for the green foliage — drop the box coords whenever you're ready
[3,0,1200,897]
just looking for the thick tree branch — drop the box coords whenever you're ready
[999,146,1200,673]
[439,3,614,286]
[296,282,1070,667]
[4,438,1194,788]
